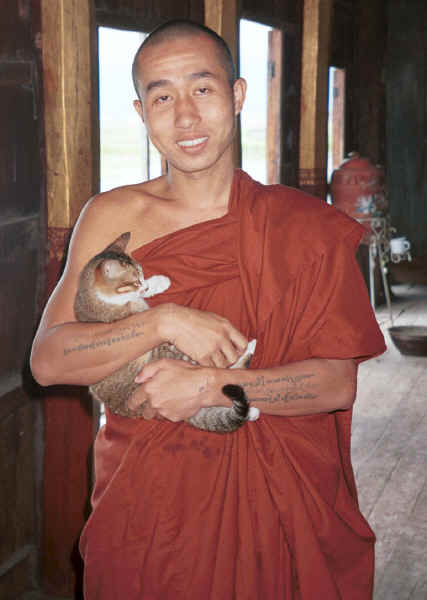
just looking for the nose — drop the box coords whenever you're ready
[174,94,201,129]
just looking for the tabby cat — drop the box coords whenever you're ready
[74,232,259,432]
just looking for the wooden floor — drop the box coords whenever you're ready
[353,283,427,600]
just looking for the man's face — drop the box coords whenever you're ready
[134,34,246,176]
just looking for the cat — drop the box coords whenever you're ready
[74,232,259,433]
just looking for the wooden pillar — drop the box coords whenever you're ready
[266,29,283,184]
[40,0,97,594]
[204,0,241,167]
[298,0,332,198]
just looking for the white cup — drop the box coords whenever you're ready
[390,237,411,254]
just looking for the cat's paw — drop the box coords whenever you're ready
[248,406,260,421]
[144,275,171,297]
[246,339,257,354]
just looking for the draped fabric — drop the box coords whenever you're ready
[80,170,386,599]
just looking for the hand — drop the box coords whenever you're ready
[128,359,222,422]
[157,304,248,368]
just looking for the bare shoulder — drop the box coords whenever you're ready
[37,179,163,329]
[70,178,164,260]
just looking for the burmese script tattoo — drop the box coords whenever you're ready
[63,323,144,357]
[242,373,317,404]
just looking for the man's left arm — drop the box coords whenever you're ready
[130,357,357,421]
[214,357,357,416]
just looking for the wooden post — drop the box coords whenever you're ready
[298,0,333,198]
[331,67,345,173]
[204,0,241,167]
[266,29,283,184]
[40,0,97,594]
[42,0,98,228]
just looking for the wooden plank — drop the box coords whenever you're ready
[40,1,97,594]
[386,0,427,256]
[330,67,345,171]
[41,0,98,228]
[352,284,427,599]
[298,0,333,198]
[204,0,241,167]
[266,29,282,184]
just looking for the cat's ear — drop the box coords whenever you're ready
[104,232,131,253]
[99,259,128,281]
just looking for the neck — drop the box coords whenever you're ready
[164,153,236,212]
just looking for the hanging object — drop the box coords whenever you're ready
[330,152,387,237]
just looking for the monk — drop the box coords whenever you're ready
[31,19,386,599]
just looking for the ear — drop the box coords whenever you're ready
[104,232,131,253]
[99,259,127,281]
[233,78,247,116]
[133,99,145,123]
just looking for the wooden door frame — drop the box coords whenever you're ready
[40,0,98,594]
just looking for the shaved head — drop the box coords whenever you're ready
[132,19,236,99]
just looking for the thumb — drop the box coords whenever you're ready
[134,361,162,383]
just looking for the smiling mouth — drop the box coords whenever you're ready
[177,137,208,148]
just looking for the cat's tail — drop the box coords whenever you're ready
[186,385,259,433]
[222,384,260,423]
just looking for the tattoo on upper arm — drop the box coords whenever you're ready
[63,324,144,356]
[241,373,317,405]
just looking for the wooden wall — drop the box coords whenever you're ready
[386,0,427,256]
[331,0,386,166]
[331,0,427,258]
[95,0,204,30]
[0,0,45,598]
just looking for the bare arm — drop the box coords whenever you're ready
[30,193,247,387]
[129,357,357,421]
[214,358,357,415]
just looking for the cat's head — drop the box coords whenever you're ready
[92,232,149,312]
[75,233,149,322]
[93,253,149,307]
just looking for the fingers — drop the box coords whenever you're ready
[127,383,160,421]
[229,328,249,354]
[141,404,158,420]
[135,358,192,383]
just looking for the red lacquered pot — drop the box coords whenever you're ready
[330,152,386,231]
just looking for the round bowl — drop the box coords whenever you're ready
[388,326,427,356]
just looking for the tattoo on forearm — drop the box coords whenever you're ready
[242,373,317,405]
[252,391,317,404]
[242,373,314,389]
[63,324,144,356]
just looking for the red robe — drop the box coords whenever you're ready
[80,170,386,599]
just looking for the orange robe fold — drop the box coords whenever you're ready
[80,170,385,599]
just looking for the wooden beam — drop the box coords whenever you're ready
[41,0,98,228]
[204,0,241,167]
[40,0,97,594]
[298,0,332,198]
[266,29,282,184]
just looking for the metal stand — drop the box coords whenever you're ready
[357,217,394,325]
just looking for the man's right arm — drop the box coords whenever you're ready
[30,193,247,387]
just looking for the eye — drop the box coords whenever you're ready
[195,87,210,96]
[154,94,171,105]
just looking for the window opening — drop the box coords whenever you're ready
[239,19,282,184]
[327,66,346,184]
[98,26,162,193]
